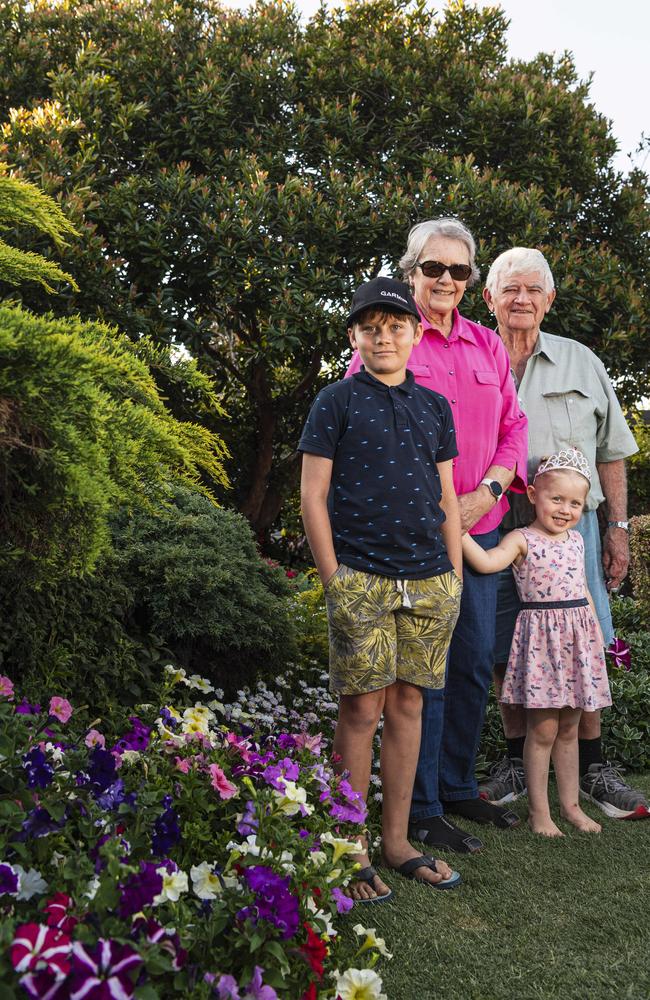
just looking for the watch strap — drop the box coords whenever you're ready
[607,520,629,532]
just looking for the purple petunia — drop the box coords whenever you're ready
[70,939,142,999]
[239,866,300,940]
[86,747,118,793]
[114,716,151,754]
[151,796,181,856]
[15,699,42,715]
[96,778,137,812]
[0,863,19,896]
[262,757,300,791]
[118,862,164,918]
[236,801,258,837]
[22,748,54,789]
[18,807,66,840]
[331,886,354,914]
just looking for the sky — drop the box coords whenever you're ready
[223,0,649,176]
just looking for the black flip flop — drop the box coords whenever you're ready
[409,816,484,854]
[388,854,462,890]
[352,865,394,905]
[444,797,521,829]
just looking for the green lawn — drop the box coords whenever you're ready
[344,775,650,1000]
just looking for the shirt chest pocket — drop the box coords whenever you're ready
[409,364,431,379]
[542,388,595,441]
[473,369,500,396]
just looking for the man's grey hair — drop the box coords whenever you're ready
[399,218,480,287]
[485,247,555,294]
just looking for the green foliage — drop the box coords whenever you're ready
[0,489,297,713]
[0,173,78,290]
[0,302,229,583]
[628,411,650,515]
[1,0,648,533]
[629,515,650,621]
[290,571,329,667]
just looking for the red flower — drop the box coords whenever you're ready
[301,984,318,1000]
[45,893,78,934]
[10,923,71,978]
[299,922,328,979]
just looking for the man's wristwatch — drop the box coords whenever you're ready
[607,520,630,532]
[479,478,503,502]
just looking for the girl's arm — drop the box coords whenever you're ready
[438,459,462,580]
[462,529,527,574]
[300,453,339,587]
[585,586,605,647]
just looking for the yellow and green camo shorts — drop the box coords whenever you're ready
[324,564,462,696]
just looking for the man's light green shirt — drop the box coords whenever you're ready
[510,330,638,516]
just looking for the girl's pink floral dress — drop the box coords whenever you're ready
[500,527,612,710]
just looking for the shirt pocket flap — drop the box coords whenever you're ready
[409,364,431,377]
[542,387,591,399]
[474,369,500,386]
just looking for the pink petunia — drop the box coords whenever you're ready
[175,756,191,773]
[10,923,71,978]
[48,698,73,724]
[0,675,14,700]
[45,894,78,935]
[84,729,105,749]
[207,764,237,799]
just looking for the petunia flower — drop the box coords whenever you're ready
[48,697,72,724]
[334,968,387,1000]
[241,965,278,1000]
[22,748,55,789]
[320,832,363,866]
[118,862,164,918]
[0,674,14,699]
[154,867,188,903]
[216,974,241,999]
[352,924,393,959]
[190,862,228,900]
[70,939,142,999]
[45,894,78,934]
[299,923,328,979]
[331,887,354,914]
[0,862,20,896]
[274,780,313,816]
[14,866,48,901]
[10,923,71,979]
[84,729,106,749]
[207,763,238,799]
[186,673,214,693]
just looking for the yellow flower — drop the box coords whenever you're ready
[274,780,313,816]
[334,968,387,1000]
[353,924,393,959]
[320,832,363,866]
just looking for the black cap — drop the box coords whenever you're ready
[346,277,420,327]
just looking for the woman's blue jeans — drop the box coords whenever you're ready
[410,529,499,821]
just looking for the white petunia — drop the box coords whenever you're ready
[334,968,387,1000]
[186,674,214,693]
[14,866,48,901]
[164,665,187,684]
[190,862,223,900]
[155,868,189,903]
[84,876,101,900]
[226,834,261,858]
[44,742,64,764]
[274,780,313,816]
[353,924,393,959]
[320,832,363,866]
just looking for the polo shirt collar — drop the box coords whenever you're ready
[418,306,478,345]
[354,367,415,394]
[533,329,558,363]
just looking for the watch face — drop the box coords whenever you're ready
[490,481,503,498]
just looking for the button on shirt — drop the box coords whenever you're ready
[506,330,638,524]
[347,308,528,535]
[298,369,458,578]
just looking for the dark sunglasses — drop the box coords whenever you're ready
[416,260,472,281]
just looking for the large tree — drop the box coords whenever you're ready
[1,0,648,534]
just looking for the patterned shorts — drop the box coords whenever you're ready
[324,564,462,696]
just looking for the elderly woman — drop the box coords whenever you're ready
[347,218,528,853]
[479,247,648,820]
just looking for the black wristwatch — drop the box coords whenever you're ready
[479,478,503,501]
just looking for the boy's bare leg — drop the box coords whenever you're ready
[524,708,564,837]
[554,707,602,833]
[380,681,453,885]
[333,687,389,900]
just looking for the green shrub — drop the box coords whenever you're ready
[0,488,297,712]
[629,514,650,621]
[628,411,650,516]
[0,302,229,584]
[290,571,329,667]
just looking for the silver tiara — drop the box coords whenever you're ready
[533,447,592,484]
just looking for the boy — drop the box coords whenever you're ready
[299,277,463,901]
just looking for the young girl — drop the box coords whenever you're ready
[462,448,611,837]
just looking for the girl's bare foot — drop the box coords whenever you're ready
[381,839,453,886]
[528,813,564,837]
[347,852,391,902]
[560,805,602,833]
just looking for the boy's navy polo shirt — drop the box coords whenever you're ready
[298,368,458,578]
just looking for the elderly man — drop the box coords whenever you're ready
[479,247,648,820]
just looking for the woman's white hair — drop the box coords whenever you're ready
[485,247,555,294]
[399,217,480,287]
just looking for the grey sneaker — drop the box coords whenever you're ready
[580,762,650,820]
[478,756,526,805]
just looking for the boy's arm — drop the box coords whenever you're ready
[300,453,339,587]
[462,530,527,574]
[438,459,462,580]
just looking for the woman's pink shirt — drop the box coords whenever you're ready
[346,307,528,536]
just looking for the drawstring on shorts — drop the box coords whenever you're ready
[395,578,412,608]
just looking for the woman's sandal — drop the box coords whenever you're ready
[385,854,462,890]
[352,865,394,905]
